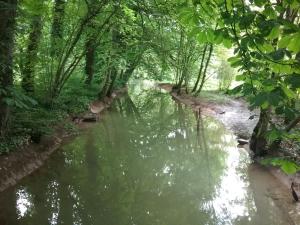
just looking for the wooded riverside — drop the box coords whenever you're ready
[0,0,300,223]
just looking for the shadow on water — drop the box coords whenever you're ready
[0,87,293,225]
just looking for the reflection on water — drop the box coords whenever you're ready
[0,87,292,225]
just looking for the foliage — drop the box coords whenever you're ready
[261,157,300,174]
[0,0,300,163]
[1,87,37,109]
[217,60,235,91]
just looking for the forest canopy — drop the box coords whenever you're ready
[0,0,299,159]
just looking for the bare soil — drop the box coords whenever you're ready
[159,83,259,139]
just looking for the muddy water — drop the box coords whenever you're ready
[0,88,294,225]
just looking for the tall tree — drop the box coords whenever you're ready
[195,43,214,95]
[85,37,96,85]
[50,0,66,57]
[21,8,43,93]
[0,0,18,136]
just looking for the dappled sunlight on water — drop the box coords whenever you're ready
[0,87,292,225]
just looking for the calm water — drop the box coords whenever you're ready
[0,86,292,225]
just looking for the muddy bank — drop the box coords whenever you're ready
[0,88,127,193]
[158,83,300,224]
[158,83,258,139]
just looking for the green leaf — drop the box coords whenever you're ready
[252,92,268,107]
[235,74,245,81]
[189,27,200,38]
[261,43,274,53]
[261,101,269,109]
[281,85,296,99]
[206,29,215,43]
[263,5,277,19]
[267,25,280,40]
[227,56,240,63]
[254,0,267,7]
[266,129,281,142]
[278,35,293,48]
[286,74,300,89]
[287,33,300,52]
[223,38,232,48]
[3,98,14,106]
[282,162,299,174]
[197,32,207,43]
[261,158,300,175]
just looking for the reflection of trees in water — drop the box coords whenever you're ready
[0,93,235,225]
[0,189,17,225]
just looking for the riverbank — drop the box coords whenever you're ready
[0,88,127,193]
[158,83,258,140]
[158,83,300,224]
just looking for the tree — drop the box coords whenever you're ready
[0,0,18,136]
[85,35,96,85]
[217,60,234,92]
[21,1,44,93]
[177,0,299,156]
[50,0,66,57]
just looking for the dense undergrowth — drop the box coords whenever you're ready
[0,79,99,154]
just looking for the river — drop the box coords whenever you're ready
[0,84,293,225]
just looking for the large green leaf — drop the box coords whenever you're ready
[261,158,300,175]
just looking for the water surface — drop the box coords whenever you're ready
[0,87,292,225]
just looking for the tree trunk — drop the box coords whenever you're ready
[21,13,43,93]
[0,0,18,136]
[122,63,136,85]
[192,44,208,92]
[51,0,66,57]
[98,70,111,99]
[85,38,95,85]
[285,115,300,132]
[48,1,113,101]
[121,51,143,86]
[196,43,213,95]
[104,25,119,97]
[250,108,270,156]
[106,67,118,97]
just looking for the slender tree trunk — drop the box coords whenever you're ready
[85,38,95,85]
[196,43,213,95]
[48,2,114,101]
[106,67,118,97]
[192,44,208,92]
[177,68,187,95]
[0,0,18,136]
[21,13,43,93]
[285,115,300,132]
[104,25,119,97]
[121,51,144,86]
[122,63,136,85]
[98,70,111,99]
